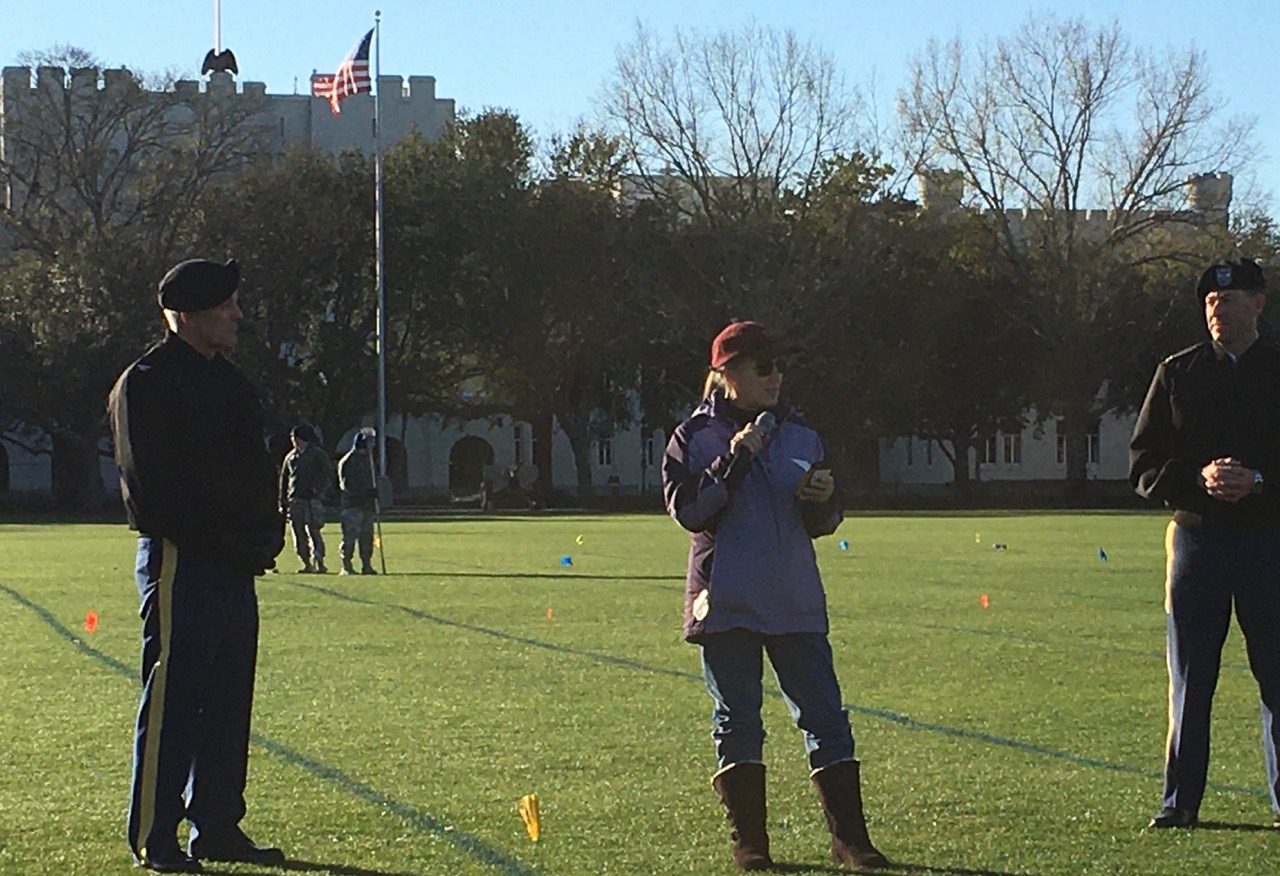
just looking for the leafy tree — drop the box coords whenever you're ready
[889,213,1037,497]
[898,14,1254,492]
[198,148,380,451]
[430,115,665,498]
[0,50,271,507]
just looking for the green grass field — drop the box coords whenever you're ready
[2,511,1278,875]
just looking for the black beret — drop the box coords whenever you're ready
[1197,258,1266,302]
[291,424,316,443]
[157,259,240,311]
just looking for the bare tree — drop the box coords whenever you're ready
[599,21,866,223]
[898,14,1256,491]
[0,48,273,507]
[2,51,271,262]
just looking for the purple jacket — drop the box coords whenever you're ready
[662,392,843,642]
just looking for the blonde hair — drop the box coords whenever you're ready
[702,369,727,399]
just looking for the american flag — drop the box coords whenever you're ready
[311,29,373,116]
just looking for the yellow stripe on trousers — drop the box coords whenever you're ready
[136,538,178,861]
[1164,519,1178,762]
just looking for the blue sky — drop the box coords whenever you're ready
[4,1,1277,208]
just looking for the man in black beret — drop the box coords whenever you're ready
[157,258,241,313]
[1130,257,1280,830]
[109,258,286,871]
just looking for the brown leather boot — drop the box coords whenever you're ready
[711,762,773,871]
[811,760,889,869]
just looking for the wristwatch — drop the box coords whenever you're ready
[1252,470,1265,495]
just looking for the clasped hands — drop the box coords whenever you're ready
[1199,457,1257,503]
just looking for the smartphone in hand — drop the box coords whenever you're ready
[795,460,832,497]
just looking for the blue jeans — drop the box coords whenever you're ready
[701,628,855,771]
[1164,523,1280,814]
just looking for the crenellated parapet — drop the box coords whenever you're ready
[3,65,149,107]
[1,64,455,161]
[1,62,456,227]
[299,73,455,156]
[915,166,1233,243]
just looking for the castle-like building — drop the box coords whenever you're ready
[0,64,661,503]
[0,63,1241,502]
[0,65,454,214]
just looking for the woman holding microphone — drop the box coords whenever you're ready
[662,320,888,871]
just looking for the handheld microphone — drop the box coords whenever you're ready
[753,410,777,441]
[731,410,777,465]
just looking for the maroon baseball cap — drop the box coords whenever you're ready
[709,321,795,369]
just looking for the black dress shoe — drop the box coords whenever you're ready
[137,844,203,872]
[1149,806,1198,828]
[190,828,285,865]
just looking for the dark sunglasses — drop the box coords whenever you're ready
[752,356,789,376]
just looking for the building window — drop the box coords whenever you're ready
[596,437,613,466]
[644,437,655,467]
[905,437,914,466]
[925,438,933,466]
[1056,432,1101,464]
[513,424,524,465]
[983,435,998,465]
[1003,433,1022,465]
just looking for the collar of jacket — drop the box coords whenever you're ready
[697,389,793,428]
[163,331,223,368]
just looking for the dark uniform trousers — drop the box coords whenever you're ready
[1165,522,1280,814]
[127,536,259,859]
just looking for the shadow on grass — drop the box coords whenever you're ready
[885,864,1040,876]
[770,862,1035,876]
[228,861,432,876]
[394,570,685,582]
[1194,820,1279,833]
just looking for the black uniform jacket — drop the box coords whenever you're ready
[1129,339,1280,532]
[108,333,284,574]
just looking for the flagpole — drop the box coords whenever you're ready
[374,10,387,481]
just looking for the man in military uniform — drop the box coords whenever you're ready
[278,424,332,573]
[337,432,379,575]
[1130,258,1280,830]
[108,258,286,872]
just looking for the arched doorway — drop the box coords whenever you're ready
[385,436,409,495]
[448,436,494,495]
